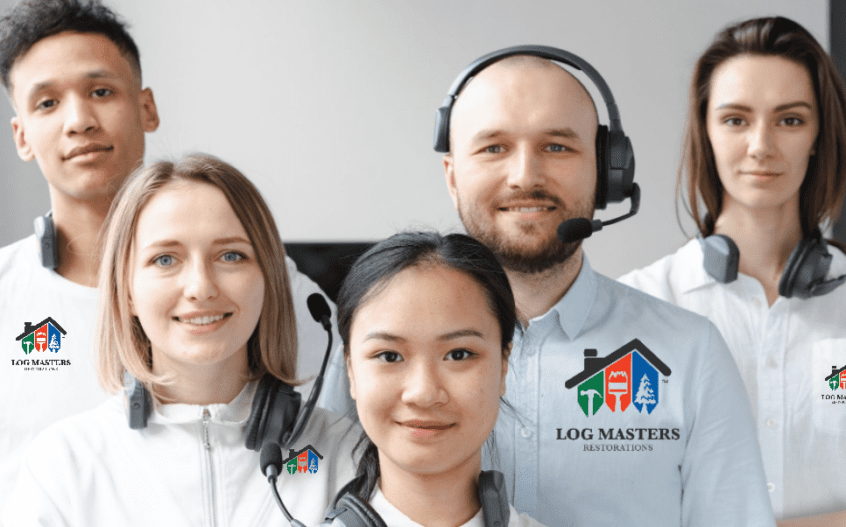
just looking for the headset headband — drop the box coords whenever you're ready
[441,45,622,133]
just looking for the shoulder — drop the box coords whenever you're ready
[596,271,710,327]
[0,235,38,276]
[29,396,124,452]
[617,239,700,302]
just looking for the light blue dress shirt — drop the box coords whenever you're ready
[487,256,774,526]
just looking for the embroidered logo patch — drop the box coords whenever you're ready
[565,339,671,417]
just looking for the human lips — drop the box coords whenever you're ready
[741,170,782,177]
[399,419,455,439]
[173,312,232,327]
[64,143,113,161]
[498,202,557,212]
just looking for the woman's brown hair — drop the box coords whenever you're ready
[681,16,846,237]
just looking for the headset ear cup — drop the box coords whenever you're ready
[779,237,821,298]
[605,130,635,204]
[245,375,274,451]
[594,125,609,210]
[433,105,452,153]
[332,494,389,527]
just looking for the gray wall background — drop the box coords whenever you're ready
[0,0,827,279]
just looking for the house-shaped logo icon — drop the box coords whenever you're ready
[825,365,846,391]
[282,445,323,475]
[564,339,671,417]
[15,318,66,355]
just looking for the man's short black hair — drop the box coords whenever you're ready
[0,0,141,91]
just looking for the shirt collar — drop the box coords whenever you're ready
[676,238,718,294]
[538,253,597,340]
[151,379,257,425]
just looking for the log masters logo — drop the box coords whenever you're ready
[16,318,65,354]
[565,339,671,417]
[282,445,322,475]
[11,318,71,371]
[826,365,846,391]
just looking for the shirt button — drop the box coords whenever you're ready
[766,418,776,428]
[751,298,763,309]
[767,358,777,368]
[520,427,532,438]
[767,482,775,492]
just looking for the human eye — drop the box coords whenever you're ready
[152,254,175,267]
[545,143,569,153]
[780,116,805,127]
[375,351,403,363]
[484,144,503,154]
[723,116,745,126]
[221,251,246,263]
[92,88,113,98]
[35,98,57,111]
[445,348,477,361]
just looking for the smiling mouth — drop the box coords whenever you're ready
[499,205,557,212]
[174,313,232,326]
[65,145,114,160]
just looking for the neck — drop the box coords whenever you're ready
[378,452,481,527]
[714,197,803,305]
[506,246,583,324]
[152,353,250,406]
[49,190,115,287]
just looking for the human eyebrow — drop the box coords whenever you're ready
[713,103,752,112]
[469,129,506,144]
[212,236,252,246]
[26,70,123,101]
[363,331,405,343]
[545,128,581,140]
[774,101,814,112]
[438,329,485,341]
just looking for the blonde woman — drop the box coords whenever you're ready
[4,154,357,526]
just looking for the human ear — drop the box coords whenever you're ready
[11,117,34,161]
[139,88,160,133]
[443,154,459,210]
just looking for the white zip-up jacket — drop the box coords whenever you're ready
[2,381,359,526]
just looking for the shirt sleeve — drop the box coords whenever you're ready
[681,319,775,527]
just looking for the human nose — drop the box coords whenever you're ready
[62,94,99,136]
[401,360,448,408]
[183,260,219,302]
[748,121,775,160]
[506,145,544,189]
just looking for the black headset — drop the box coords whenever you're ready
[124,293,335,454]
[433,44,636,211]
[34,211,58,269]
[700,231,846,298]
[321,471,510,527]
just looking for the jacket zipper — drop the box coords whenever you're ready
[202,408,218,527]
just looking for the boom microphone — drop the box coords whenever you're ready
[557,183,641,244]
[307,293,332,331]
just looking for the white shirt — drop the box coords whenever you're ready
[2,382,359,526]
[619,238,846,520]
[488,256,774,526]
[0,234,341,514]
[326,485,545,527]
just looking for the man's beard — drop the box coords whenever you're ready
[456,190,593,274]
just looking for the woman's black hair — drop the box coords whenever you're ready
[336,231,517,501]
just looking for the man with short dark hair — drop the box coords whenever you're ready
[0,0,334,510]
[440,52,774,526]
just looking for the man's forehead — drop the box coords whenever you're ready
[450,57,599,137]
[9,31,139,103]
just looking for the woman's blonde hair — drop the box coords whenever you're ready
[96,153,298,397]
